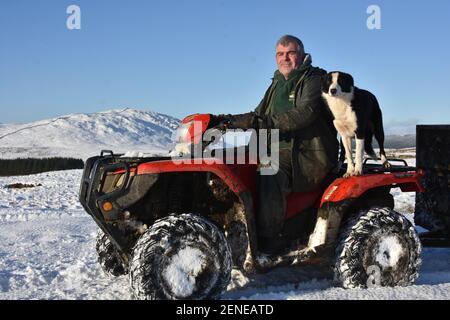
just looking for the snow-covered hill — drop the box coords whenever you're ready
[0,108,180,160]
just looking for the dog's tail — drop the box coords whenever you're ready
[364,130,378,159]
[372,100,387,160]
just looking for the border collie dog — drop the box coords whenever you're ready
[321,71,390,178]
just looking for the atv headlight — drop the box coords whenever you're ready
[172,114,211,145]
[172,121,194,143]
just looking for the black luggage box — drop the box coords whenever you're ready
[415,125,450,246]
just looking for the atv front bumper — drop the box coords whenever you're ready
[79,151,166,252]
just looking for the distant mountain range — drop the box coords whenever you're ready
[0,108,417,160]
[383,134,416,149]
[333,134,416,151]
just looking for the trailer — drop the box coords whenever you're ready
[415,125,450,247]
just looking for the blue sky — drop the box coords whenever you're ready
[1,0,449,132]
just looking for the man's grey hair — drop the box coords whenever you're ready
[276,35,305,56]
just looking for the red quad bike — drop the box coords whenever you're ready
[79,114,428,300]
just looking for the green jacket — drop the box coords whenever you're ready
[255,57,339,192]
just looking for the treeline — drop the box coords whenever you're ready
[0,158,84,176]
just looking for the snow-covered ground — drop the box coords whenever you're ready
[1,158,449,300]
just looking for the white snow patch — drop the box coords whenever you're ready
[162,247,206,297]
[375,235,404,269]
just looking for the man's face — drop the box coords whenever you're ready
[276,42,303,78]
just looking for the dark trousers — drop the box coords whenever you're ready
[257,149,292,239]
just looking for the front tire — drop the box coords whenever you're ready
[129,213,232,300]
[334,207,422,288]
[95,229,128,277]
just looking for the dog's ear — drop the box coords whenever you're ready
[339,72,354,92]
[348,73,354,88]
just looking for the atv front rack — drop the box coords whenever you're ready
[79,150,173,252]
[79,151,130,222]
[78,152,131,252]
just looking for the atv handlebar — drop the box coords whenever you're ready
[207,114,233,131]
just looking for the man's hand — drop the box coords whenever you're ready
[208,114,233,130]
[228,112,256,129]
[209,112,273,130]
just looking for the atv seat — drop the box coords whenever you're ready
[284,170,339,220]
[285,191,322,219]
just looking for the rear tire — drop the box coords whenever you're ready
[95,229,128,277]
[334,207,421,288]
[129,213,232,300]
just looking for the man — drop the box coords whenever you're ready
[213,35,339,254]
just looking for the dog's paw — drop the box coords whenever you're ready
[343,163,355,178]
[353,165,363,176]
[343,171,353,178]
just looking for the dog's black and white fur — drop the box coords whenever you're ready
[321,72,390,178]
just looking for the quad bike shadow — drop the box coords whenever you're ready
[222,264,333,299]
[80,114,431,300]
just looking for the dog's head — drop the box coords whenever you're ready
[321,72,354,98]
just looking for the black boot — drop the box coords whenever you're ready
[258,235,288,255]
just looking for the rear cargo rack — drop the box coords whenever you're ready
[340,158,417,174]
[363,158,416,173]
